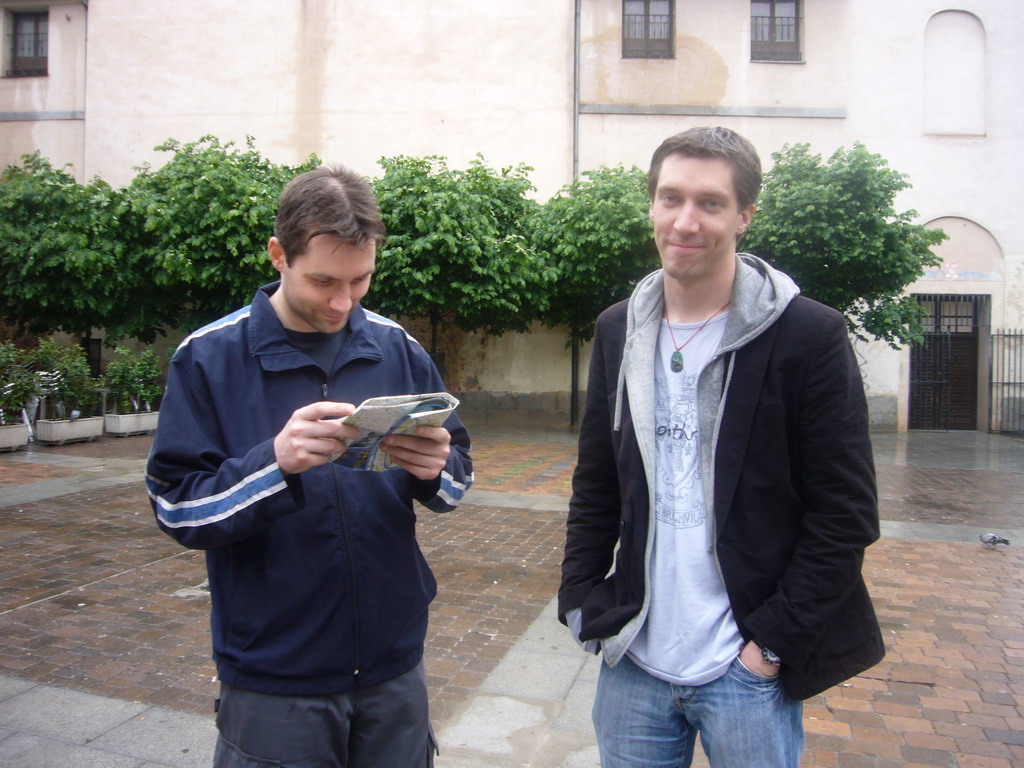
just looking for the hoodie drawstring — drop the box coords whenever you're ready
[613,341,629,432]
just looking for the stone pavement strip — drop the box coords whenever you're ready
[0,429,1022,767]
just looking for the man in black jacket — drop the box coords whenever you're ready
[559,127,884,767]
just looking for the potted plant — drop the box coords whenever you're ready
[31,338,104,445]
[103,345,163,436]
[0,342,34,451]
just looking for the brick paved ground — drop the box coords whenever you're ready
[0,435,575,725]
[0,462,73,486]
[1,432,1023,766]
[814,539,1024,768]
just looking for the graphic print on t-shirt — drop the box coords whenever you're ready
[633,313,742,687]
[653,364,704,529]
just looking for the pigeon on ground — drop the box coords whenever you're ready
[980,533,1011,548]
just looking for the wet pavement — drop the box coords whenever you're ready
[0,425,1022,767]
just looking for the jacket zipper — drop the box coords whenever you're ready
[333,467,362,684]
[323,375,362,685]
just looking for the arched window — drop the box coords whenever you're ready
[924,11,986,136]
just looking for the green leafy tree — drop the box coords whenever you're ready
[370,155,554,352]
[530,165,657,425]
[126,135,319,335]
[531,165,657,346]
[744,143,946,347]
[0,153,135,339]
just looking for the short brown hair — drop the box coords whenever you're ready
[647,127,762,210]
[274,165,386,264]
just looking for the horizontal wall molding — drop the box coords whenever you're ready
[0,110,85,122]
[580,103,845,119]
[4,105,843,122]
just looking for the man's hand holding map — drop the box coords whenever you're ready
[330,392,459,472]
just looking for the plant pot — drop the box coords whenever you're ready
[0,422,30,452]
[104,411,160,437]
[34,416,104,445]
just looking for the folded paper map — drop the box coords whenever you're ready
[331,392,459,472]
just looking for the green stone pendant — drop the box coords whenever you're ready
[670,350,684,373]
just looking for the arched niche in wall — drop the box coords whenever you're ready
[924,11,986,136]
[923,216,1003,284]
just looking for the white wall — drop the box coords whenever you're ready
[80,0,576,197]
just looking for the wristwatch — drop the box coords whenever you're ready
[756,641,781,666]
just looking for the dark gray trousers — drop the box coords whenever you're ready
[213,662,437,767]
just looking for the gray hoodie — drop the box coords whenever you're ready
[602,252,800,666]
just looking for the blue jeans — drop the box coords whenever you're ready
[592,654,803,767]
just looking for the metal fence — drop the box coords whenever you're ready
[751,14,797,43]
[622,13,674,58]
[5,31,48,77]
[750,13,800,61]
[990,329,1024,433]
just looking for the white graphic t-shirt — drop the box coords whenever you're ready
[628,312,744,686]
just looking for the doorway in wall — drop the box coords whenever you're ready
[909,294,989,430]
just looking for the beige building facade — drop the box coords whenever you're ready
[2,0,1021,430]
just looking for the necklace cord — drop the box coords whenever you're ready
[665,301,731,353]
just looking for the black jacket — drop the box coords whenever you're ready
[559,261,885,700]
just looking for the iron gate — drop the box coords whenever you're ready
[990,329,1024,433]
[909,294,985,431]
[909,332,979,430]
